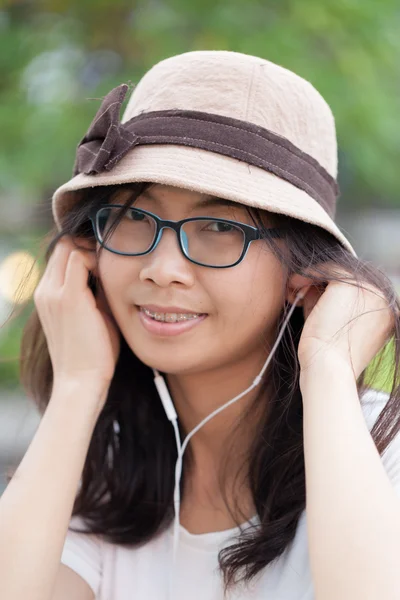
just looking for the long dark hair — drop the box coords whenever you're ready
[14,182,400,594]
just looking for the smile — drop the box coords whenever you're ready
[140,307,203,323]
[137,306,208,337]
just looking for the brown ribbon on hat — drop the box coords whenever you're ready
[73,84,339,217]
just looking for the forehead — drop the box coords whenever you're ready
[112,184,239,208]
[110,184,241,209]
[107,183,277,226]
[146,189,240,209]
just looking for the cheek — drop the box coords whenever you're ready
[208,251,285,335]
[97,253,139,314]
[98,253,119,289]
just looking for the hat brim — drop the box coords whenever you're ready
[52,144,357,257]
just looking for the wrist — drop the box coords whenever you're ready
[299,352,355,387]
[51,377,110,408]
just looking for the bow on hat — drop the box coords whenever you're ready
[71,83,338,218]
[73,84,140,176]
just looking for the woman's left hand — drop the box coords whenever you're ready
[292,264,396,380]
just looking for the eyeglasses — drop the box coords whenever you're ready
[89,204,285,268]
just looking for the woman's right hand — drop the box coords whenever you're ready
[33,235,121,401]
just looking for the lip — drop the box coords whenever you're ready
[137,307,207,337]
[138,304,205,315]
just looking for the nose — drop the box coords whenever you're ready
[138,226,195,288]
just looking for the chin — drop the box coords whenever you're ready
[127,343,206,376]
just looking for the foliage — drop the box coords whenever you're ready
[0,0,399,214]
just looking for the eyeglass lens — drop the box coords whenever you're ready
[96,207,246,267]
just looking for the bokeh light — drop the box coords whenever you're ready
[0,251,40,304]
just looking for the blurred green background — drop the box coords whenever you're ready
[0,0,399,397]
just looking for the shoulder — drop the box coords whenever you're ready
[61,514,104,595]
[66,514,104,545]
[359,386,400,486]
[359,386,391,427]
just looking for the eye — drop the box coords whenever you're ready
[204,221,236,233]
[128,210,145,220]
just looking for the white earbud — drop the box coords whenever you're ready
[295,288,307,302]
[154,373,177,421]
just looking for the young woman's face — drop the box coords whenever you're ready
[97,184,289,375]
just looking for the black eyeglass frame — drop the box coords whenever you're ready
[89,204,286,269]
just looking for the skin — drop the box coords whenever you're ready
[32,180,399,597]
[95,183,308,533]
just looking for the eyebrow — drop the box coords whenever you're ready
[141,189,238,209]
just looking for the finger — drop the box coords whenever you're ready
[43,237,75,289]
[46,236,96,289]
[64,245,98,293]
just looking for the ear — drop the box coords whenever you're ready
[285,273,315,307]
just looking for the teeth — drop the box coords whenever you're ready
[141,307,201,323]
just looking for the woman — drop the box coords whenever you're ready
[1,50,400,600]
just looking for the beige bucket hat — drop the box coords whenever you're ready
[51,50,357,257]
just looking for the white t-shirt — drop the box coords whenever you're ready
[61,388,400,599]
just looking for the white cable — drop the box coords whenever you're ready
[153,290,305,598]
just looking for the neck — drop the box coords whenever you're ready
[165,349,268,531]
[165,348,268,487]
